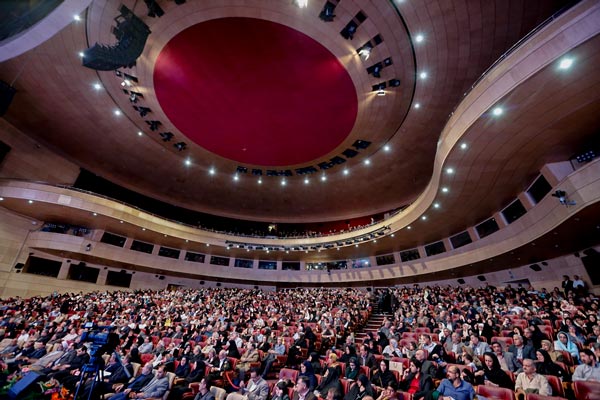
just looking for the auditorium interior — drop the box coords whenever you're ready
[0,0,600,298]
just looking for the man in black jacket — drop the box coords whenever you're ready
[398,359,433,400]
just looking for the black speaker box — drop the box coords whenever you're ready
[0,80,16,117]
[8,371,45,399]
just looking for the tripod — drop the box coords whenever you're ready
[73,361,104,400]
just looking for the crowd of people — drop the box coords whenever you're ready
[0,277,598,400]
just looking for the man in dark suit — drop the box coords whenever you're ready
[508,335,535,372]
[358,344,377,372]
[414,350,438,378]
[79,353,134,400]
[398,359,434,400]
[110,362,155,399]
[292,375,317,400]
[112,365,169,400]
[194,377,215,400]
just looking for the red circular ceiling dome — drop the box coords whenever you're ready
[154,17,358,166]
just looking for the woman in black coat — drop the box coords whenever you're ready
[474,352,514,389]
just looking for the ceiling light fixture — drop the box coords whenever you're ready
[281,179,286,186]
[460,143,468,150]
[233,175,239,181]
[358,44,372,60]
[321,175,327,182]
[492,107,503,116]
[415,34,424,43]
[137,131,143,136]
[433,202,440,209]
[73,15,81,21]
[114,109,122,116]
[441,187,449,193]
[558,57,573,70]
[364,159,371,165]
[377,88,385,96]
[383,145,391,152]
[419,71,427,79]
[184,158,192,166]
[78,52,85,58]
[414,103,420,109]
[421,215,427,220]
[343,169,349,176]
[304,178,309,184]
[93,83,101,90]
[258,178,262,184]
[293,0,308,8]
[209,168,216,175]
[446,167,454,174]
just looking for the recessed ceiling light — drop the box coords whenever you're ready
[421,215,427,220]
[355,244,358,248]
[114,109,122,116]
[419,71,427,79]
[78,52,85,58]
[286,250,289,254]
[383,145,391,152]
[364,159,371,165]
[137,131,143,136]
[28,200,33,204]
[377,89,385,96]
[281,179,286,186]
[441,187,449,193]
[119,220,123,223]
[460,143,467,150]
[184,158,192,166]
[391,233,395,237]
[164,234,167,237]
[247,248,250,252]
[206,243,210,246]
[142,228,146,231]
[93,83,101,90]
[304,178,309,184]
[433,202,440,209]
[321,175,327,182]
[258,178,262,184]
[92,212,97,216]
[73,15,81,21]
[337,247,340,251]
[373,239,377,243]
[414,103,421,109]
[233,175,239,181]
[343,169,349,176]
[446,167,454,174]
[209,168,216,175]
[558,57,573,70]
[0,197,3,201]
[185,239,189,243]
[492,107,503,116]
[407,226,411,230]
[415,34,424,43]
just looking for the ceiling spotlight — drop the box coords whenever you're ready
[446,167,454,174]
[364,159,371,165]
[355,244,358,248]
[304,178,309,184]
[421,215,427,220]
[0,197,3,201]
[558,57,573,70]
[93,83,101,90]
[321,175,327,182]
[419,71,427,79]
[209,168,216,175]
[293,0,308,8]
[358,44,372,60]
[120,220,124,223]
[184,158,192,166]
[206,243,210,246]
[415,34,424,43]
[460,143,468,150]
[258,178,262,184]
[78,52,85,58]
[137,131,143,136]
[441,187,449,193]
[391,233,395,237]
[142,228,146,231]
[73,15,81,21]
[433,202,440,209]
[92,212,97,216]
[377,88,385,96]
[414,103,420,109]
[383,145,391,152]
[121,79,132,87]
[114,109,122,116]
[343,169,349,176]
[492,107,503,116]
[281,179,286,186]
[233,175,239,181]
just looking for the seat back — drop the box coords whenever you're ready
[210,386,227,400]
[544,374,564,397]
[573,380,600,400]
[279,367,299,382]
[131,362,141,376]
[476,384,516,400]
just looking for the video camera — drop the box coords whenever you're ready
[80,322,120,367]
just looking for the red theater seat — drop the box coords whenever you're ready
[476,384,516,400]
[573,380,600,400]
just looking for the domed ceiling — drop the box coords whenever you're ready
[0,0,592,231]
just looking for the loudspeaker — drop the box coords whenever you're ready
[0,80,16,117]
[457,278,465,284]
[581,250,600,285]
[8,371,45,399]
[14,263,24,270]
[477,275,486,281]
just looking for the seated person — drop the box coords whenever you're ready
[515,359,551,399]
